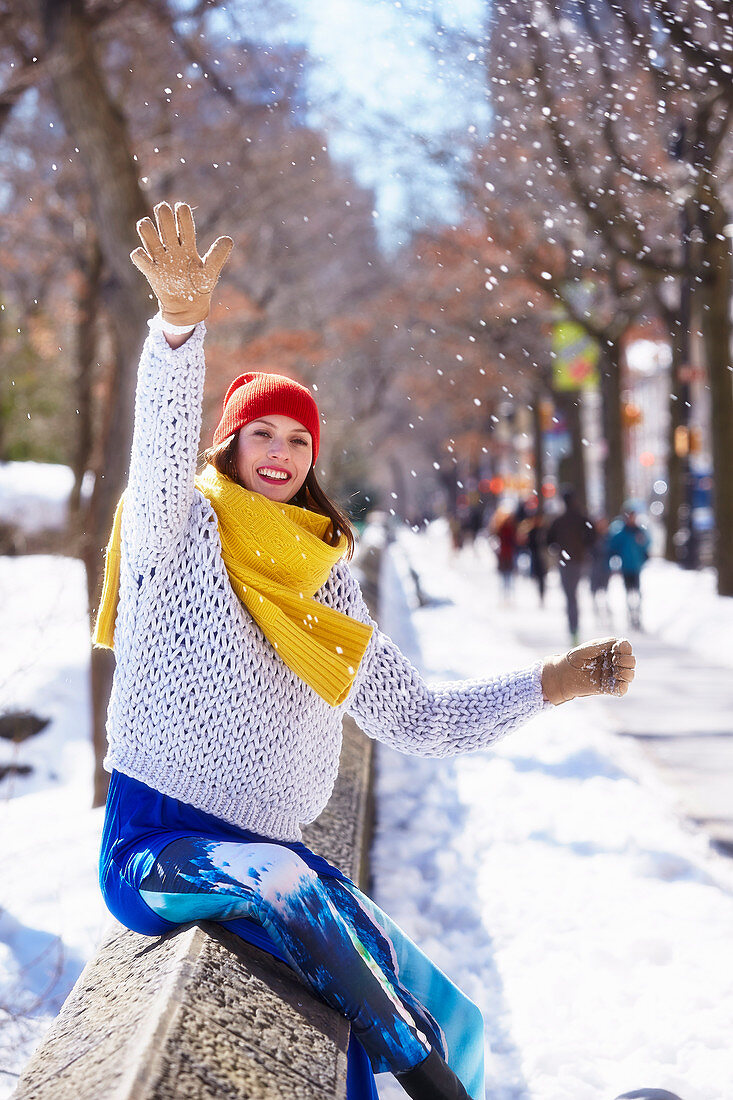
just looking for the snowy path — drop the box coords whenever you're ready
[371,524,733,1100]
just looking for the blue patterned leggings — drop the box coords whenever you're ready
[140,837,440,1075]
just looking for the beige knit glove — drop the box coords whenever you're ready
[130,201,233,326]
[541,637,635,705]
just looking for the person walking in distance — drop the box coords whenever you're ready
[547,487,596,644]
[589,515,613,627]
[490,505,519,602]
[518,501,549,607]
[94,202,637,1100]
[609,502,651,630]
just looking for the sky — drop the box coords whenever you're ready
[186,0,491,250]
[296,0,491,249]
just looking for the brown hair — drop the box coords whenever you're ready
[199,433,357,560]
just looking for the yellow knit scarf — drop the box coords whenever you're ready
[93,465,373,706]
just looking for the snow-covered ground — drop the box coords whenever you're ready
[0,553,106,1092]
[1,489,732,1098]
[372,522,733,1100]
[0,462,77,535]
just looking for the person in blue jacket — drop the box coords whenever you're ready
[609,502,651,630]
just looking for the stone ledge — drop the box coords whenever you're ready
[12,718,374,1100]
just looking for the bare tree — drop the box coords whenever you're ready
[486,0,733,590]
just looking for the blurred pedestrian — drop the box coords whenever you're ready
[547,487,595,644]
[609,502,651,630]
[589,515,613,626]
[490,506,519,600]
[518,503,548,607]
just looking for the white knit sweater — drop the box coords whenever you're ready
[103,318,546,841]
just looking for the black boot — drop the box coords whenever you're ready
[396,1048,471,1100]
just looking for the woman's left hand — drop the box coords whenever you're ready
[541,637,636,705]
[130,201,233,327]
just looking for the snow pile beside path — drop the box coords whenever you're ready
[0,789,106,1086]
[640,560,733,672]
[0,554,107,1094]
[0,556,93,794]
[372,524,733,1100]
[0,463,75,535]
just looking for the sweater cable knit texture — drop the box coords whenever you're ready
[103,318,545,841]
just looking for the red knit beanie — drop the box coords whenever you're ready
[212,372,321,459]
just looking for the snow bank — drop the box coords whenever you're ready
[0,462,76,535]
[0,554,107,1093]
[0,556,93,794]
[640,560,733,672]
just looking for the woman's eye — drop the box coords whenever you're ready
[254,430,270,438]
[292,438,308,447]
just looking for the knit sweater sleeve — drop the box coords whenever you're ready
[328,562,547,757]
[123,319,207,569]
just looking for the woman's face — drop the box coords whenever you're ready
[235,414,313,502]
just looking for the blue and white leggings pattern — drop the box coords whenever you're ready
[140,838,442,1075]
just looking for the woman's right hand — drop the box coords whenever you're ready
[130,201,233,327]
[541,637,636,705]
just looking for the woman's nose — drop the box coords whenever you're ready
[267,437,287,460]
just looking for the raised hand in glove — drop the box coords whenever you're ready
[541,637,635,705]
[130,201,233,327]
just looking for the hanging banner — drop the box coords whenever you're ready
[552,318,600,391]
[551,282,600,391]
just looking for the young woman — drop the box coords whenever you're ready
[94,202,636,1100]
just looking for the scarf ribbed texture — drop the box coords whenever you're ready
[93,465,373,706]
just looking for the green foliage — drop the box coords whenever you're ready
[0,307,76,465]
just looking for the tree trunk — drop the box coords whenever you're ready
[531,390,545,515]
[0,311,6,462]
[553,389,588,512]
[68,231,102,527]
[43,0,151,804]
[598,338,625,518]
[698,181,733,596]
[664,339,685,562]
[388,453,410,523]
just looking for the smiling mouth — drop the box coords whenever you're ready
[257,467,291,483]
